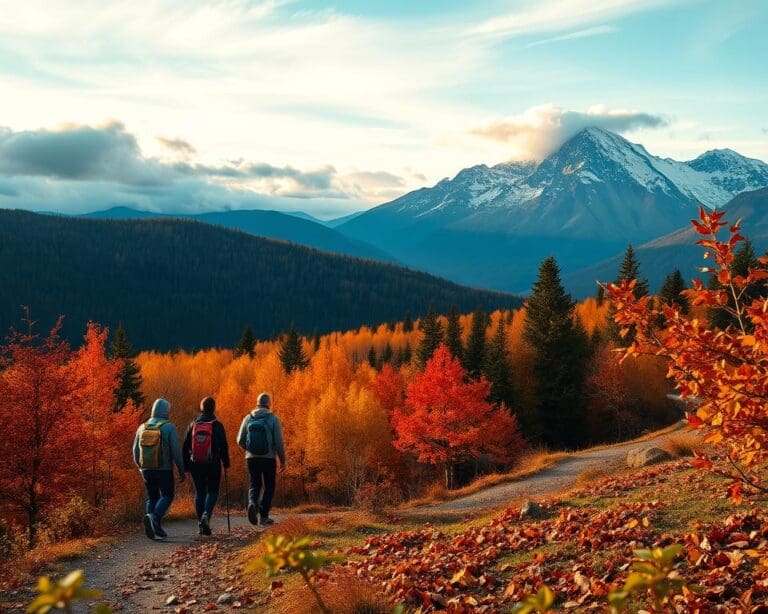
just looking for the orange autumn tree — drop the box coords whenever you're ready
[0,315,83,548]
[72,323,139,508]
[607,207,768,502]
[391,345,524,489]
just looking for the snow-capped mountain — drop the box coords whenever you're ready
[338,128,768,293]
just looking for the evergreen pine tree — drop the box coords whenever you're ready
[278,323,309,373]
[616,244,649,298]
[312,330,321,352]
[110,324,145,411]
[463,308,488,378]
[709,239,760,330]
[402,312,414,332]
[395,341,413,367]
[484,318,515,408]
[524,257,590,447]
[595,284,605,307]
[417,305,443,367]
[234,325,256,358]
[381,342,393,365]
[658,269,689,314]
[367,346,377,368]
[444,306,464,361]
[607,244,649,343]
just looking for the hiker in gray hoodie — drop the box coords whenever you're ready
[132,398,185,540]
[237,392,286,526]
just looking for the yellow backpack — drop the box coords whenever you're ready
[139,421,167,469]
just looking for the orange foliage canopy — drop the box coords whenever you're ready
[390,345,523,488]
[608,207,768,502]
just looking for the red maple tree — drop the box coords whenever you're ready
[391,345,523,489]
[0,314,84,547]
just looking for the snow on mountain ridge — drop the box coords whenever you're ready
[397,127,768,218]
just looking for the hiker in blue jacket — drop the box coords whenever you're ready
[237,392,286,526]
[182,396,230,536]
[132,398,185,540]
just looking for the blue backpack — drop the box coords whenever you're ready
[246,415,271,455]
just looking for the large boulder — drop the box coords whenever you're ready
[626,447,672,468]
[519,500,545,520]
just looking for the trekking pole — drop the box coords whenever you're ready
[224,467,231,535]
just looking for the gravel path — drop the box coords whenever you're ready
[7,425,683,612]
[69,515,259,612]
[412,425,684,514]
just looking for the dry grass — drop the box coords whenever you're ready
[273,503,348,515]
[402,449,570,508]
[575,459,627,488]
[280,570,391,614]
[662,431,703,458]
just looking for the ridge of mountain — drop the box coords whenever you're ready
[83,206,394,263]
[0,210,519,350]
[337,128,768,293]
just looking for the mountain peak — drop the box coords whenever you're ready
[687,148,756,173]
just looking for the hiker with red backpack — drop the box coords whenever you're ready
[237,392,286,526]
[182,396,230,536]
[132,398,185,541]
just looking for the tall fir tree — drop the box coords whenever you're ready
[444,306,464,361]
[709,239,761,331]
[278,323,309,373]
[381,342,394,365]
[607,244,649,343]
[367,346,378,369]
[595,284,605,307]
[234,325,256,358]
[463,308,488,378]
[110,324,145,412]
[402,312,414,332]
[484,318,515,409]
[395,341,412,367]
[524,256,590,447]
[417,305,443,367]
[658,269,689,314]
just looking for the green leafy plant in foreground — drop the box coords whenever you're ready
[608,544,687,612]
[511,585,555,613]
[248,535,344,614]
[27,569,112,614]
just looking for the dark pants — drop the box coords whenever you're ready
[247,457,276,518]
[190,463,222,519]
[141,469,174,521]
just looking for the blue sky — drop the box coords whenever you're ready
[0,0,766,218]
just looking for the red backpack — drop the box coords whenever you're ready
[191,421,215,463]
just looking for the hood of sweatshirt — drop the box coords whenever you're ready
[149,398,171,422]
[250,406,272,419]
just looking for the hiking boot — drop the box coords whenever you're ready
[247,503,259,525]
[200,513,212,536]
[143,514,156,540]
[152,516,167,540]
[260,516,275,526]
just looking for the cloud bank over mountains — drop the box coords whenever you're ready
[471,104,667,160]
[0,121,415,217]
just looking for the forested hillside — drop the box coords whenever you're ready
[0,210,519,350]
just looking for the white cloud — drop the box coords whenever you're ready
[526,25,618,47]
[0,121,410,216]
[470,0,679,38]
[470,104,667,159]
